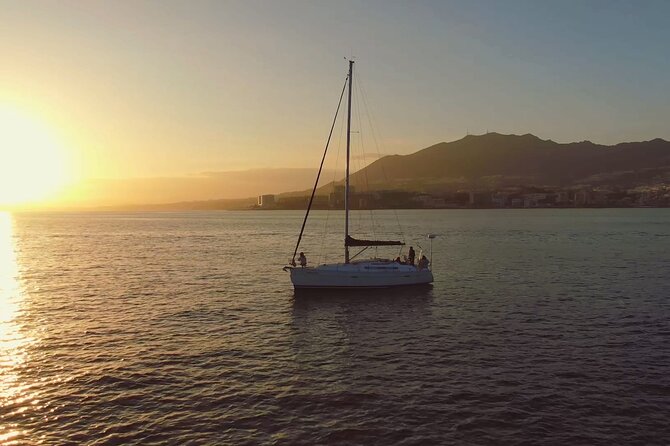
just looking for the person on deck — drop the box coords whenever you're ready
[298,252,307,268]
[418,255,430,270]
[408,246,416,266]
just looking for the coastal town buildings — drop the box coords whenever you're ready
[255,183,669,210]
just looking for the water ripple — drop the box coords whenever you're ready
[0,209,668,445]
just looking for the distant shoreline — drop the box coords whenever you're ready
[247,205,668,211]
[7,205,669,213]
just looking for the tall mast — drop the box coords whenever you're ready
[344,60,353,263]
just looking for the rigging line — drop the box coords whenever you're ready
[347,85,359,234]
[319,96,346,265]
[353,78,377,243]
[350,246,369,261]
[351,87,362,235]
[357,70,405,244]
[353,89,368,239]
[358,72,396,249]
[291,76,349,265]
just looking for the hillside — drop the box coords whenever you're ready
[330,133,670,193]
[88,133,670,210]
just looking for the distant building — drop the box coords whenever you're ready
[447,192,470,207]
[555,191,570,205]
[574,190,592,206]
[329,185,355,208]
[468,191,491,207]
[492,193,509,208]
[258,194,275,208]
[511,198,524,208]
[592,191,609,206]
[523,193,548,208]
[277,196,309,209]
[413,194,446,208]
[312,195,330,208]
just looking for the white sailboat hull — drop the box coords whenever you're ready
[287,260,433,289]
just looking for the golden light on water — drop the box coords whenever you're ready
[0,105,69,206]
[0,212,29,441]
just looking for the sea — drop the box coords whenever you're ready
[1,209,669,445]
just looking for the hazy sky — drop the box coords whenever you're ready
[2,0,670,204]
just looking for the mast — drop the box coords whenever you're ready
[344,59,354,263]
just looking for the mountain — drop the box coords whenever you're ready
[335,133,670,193]
[63,133,669,211]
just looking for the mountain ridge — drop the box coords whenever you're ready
[62,133,669,210]
[334,133,670,193]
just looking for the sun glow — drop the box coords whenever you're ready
[0,105,69,206]
[0,212,31,444]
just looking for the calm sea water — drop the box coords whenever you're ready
[1,209,669,445]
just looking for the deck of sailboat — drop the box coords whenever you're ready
[309,260,425,271]
[287,259,433,289]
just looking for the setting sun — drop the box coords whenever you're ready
[0,105,69,206]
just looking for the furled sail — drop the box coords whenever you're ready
[345,235,404,247]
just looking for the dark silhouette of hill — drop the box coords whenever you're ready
[66,197,257,212]
[83,133,668,211]
[335,133,670,192]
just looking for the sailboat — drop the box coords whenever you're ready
[284,60,434,289]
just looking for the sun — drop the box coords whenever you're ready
[0,105,69,206]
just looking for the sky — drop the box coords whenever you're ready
[1,0,670,206]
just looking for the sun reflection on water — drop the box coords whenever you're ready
[0,211,30,442]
